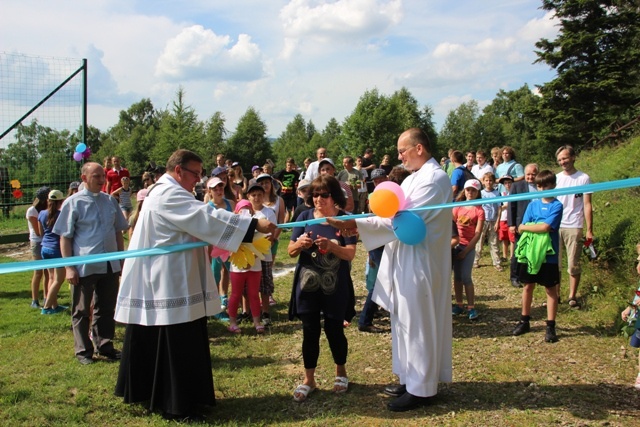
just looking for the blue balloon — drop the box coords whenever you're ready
[75,142,87,153]
[392,211,426,245]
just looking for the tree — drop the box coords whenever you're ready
[535,0,640,148]
[272,114,310,168]
[339,87,434,162]
[152,87,204,164]
[202,111,227,171]
[105,98,159,175]
[438,100,480,154]
[224,107,272,169]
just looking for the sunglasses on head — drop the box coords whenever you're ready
[312,192,331,199]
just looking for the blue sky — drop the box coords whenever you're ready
[1,0,559,138]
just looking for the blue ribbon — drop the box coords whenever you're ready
[2,177,638,275]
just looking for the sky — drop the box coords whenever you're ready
[0,0,559,139]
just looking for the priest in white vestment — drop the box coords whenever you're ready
[328,128,452,412]
[114,149,275,421]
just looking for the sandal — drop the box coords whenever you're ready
[293,384,316,402]
[227,325,241,334]
[255,325,265,334]
[333,376,349,394]
[568,298,581,309]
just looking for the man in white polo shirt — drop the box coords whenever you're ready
[555,145,592,309]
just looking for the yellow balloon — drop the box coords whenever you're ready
[369,189,400,218]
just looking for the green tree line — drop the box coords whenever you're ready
[1,0,638,186]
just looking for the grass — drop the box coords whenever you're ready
[2,136,640,425]
[1,228,639,426]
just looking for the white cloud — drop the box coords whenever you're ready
[519,11,559,42]
[279,0,402,57]
[155,25,266,82]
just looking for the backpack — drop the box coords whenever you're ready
[459,166,476,183]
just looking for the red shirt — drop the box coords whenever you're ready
[452,205,485,246]
[106,168,130,194]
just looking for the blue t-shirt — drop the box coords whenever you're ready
[450,166,466,198]
[480,189,500,221]
[521,198,563,264]
[37,210,61,250]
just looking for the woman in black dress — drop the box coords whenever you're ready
[287,175,357,402]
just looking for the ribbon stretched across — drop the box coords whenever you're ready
[1,177,638,275]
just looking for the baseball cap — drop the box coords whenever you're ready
[48,189,65,201]
[247,179,265,193]
[318,158,335,169]
[36,186,50,202]
[136,188,149,202]
[297,179,311,190]
[464,179,482,191]
[211,166,227,177]
[256,173,272,182]
[251,165,262,172]
[498,174,514,184]
[235,199,252,213]
[371,168,386,180]
[231,162,239,168]
[207,177,224,188]
[68,181,80,190]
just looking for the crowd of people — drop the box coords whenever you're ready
[22,134,640,420]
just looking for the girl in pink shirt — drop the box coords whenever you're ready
[452,179,485,320]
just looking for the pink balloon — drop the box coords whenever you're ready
[210,246,230,262]
[374,181,406,209]
[73,151,83,162]
[82,147,92,159]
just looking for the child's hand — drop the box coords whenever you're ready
[622,306,633,322]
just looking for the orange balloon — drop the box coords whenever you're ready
[369,189,400,218]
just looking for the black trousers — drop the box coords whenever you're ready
[299,312,348,369]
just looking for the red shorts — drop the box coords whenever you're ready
[498,221,515,243]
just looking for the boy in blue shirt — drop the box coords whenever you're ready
[512,170,564,342]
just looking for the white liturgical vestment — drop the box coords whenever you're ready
[357,157,453,397]
[115,174,253,326]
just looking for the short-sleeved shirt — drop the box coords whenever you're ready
[106,168,130,194]
[521,198,563,264]
[480,189,500,221]
[556,170,591,228]
[450,166,467,198]
[26,206,42,243]
[452,205,485,246]
[472,163,494,180]
[289,209,357,320]
[337,168,364,194]
[274,170,299,195]
[495,160,524,180]
[52,189,129,277]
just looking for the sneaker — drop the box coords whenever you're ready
[41,305,68,315]
[261,312,272,326]
[511,279,523,288]
[512,320,530,336]
[213,311,230,323]
[220,295,229,310]
[452,305,465,316]
[544,325,558,343]
[634,374,640,390]
[468,308,479,320]
[30,300,40,309]
[269,296,277,306]
[494,265,504,272]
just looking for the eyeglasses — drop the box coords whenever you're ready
[312,192,331,199]
[398,145,417,156]
[181,166,202,178]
